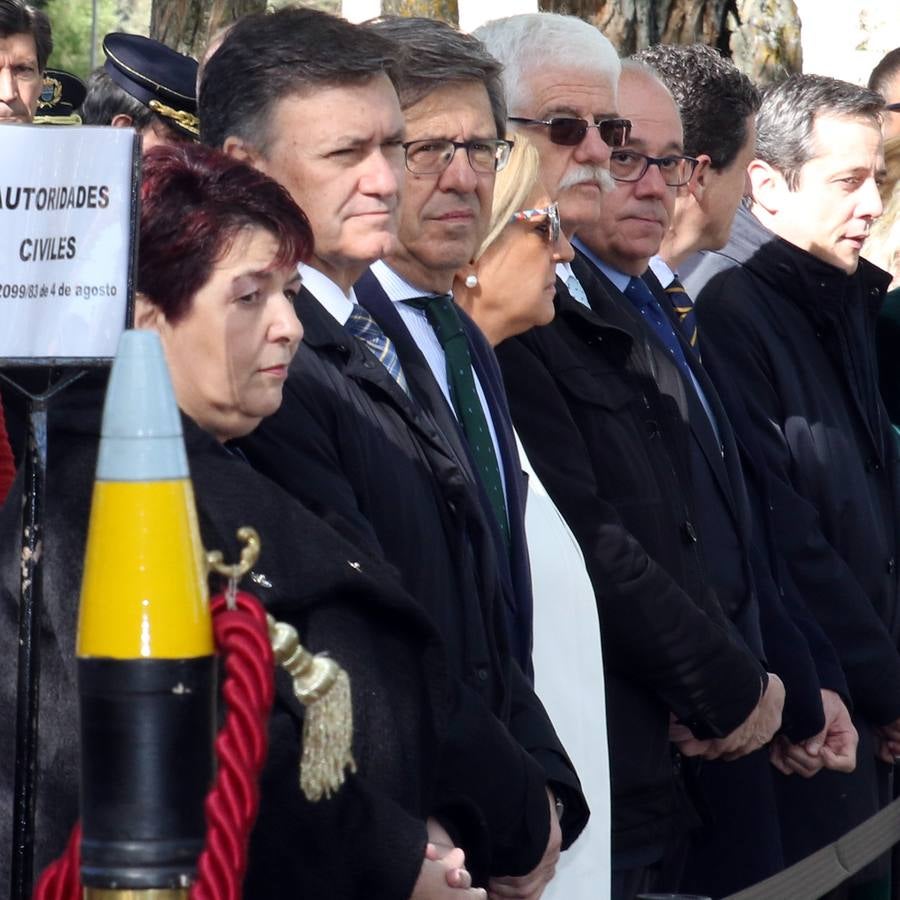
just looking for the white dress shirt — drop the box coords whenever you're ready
[368,260,508,504]
[299,263,356,325]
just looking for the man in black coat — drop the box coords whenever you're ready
[474,22,782,899]
[633,44,860,893]
[199,8,584,891]
[686,74,900,891]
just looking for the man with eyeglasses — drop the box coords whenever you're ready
[204,8,585,898]
[477,21,784,897]
[353,22,590,897]
[635,44,863,898]
[573,60,790,896]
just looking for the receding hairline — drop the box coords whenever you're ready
[222,70,400,155]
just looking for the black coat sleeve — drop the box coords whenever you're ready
[695,269,900,727]
[234,368,564,880]
[239,359,389,559]
[497,333,765,740]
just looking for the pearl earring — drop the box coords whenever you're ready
[465,273,478,289]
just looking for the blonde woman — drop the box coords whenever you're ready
[455,137,612,900]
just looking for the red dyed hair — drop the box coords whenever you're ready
[138,144,313,323]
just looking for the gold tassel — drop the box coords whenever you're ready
[268,615,357,801]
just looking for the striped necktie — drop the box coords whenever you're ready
[663,276,700,355]
[404,293,510,547]
[345,303,409,394]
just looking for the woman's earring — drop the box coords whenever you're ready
[465,273,478,289]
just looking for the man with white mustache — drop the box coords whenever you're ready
[478,19,784,899]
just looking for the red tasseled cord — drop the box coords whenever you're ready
[34,591,275,900]
[0,391,16,507]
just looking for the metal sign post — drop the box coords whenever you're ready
[0,123,140,900]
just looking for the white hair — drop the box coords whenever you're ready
[474,13,620,115]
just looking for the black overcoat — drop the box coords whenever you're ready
[238,289,586,865]
[687,204,900,863]
[495,265,766,860]
[0,393,555,897]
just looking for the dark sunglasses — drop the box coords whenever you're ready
[887,102,900,112]
[508,115,632,148]
[509,202,561,245]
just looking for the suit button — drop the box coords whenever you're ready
[867,458,882,473]
[888,558,896,575]
[476,667,489,682]
[681,521,698,544]
[646,419,661,438]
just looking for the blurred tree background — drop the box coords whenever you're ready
[33,0,804,84]
[34,0,149,79]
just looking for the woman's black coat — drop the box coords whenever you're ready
[0,392,547,898]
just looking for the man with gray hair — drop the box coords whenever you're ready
[478,17,781,898]
[687,74,897,895]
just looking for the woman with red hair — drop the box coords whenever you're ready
[0,144,487,899]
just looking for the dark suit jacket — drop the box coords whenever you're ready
[239,287,586,863]
[496,264,766,858]
[642,267,835,738]
[354,268,534,675]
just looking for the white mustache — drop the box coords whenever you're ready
[559,165,615,194]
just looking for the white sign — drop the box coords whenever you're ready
[0,125,136,361]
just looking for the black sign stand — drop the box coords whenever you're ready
[1,369,85,899]
[1,128,140,900]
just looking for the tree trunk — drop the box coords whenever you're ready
[150,0,266,58]
[537,0,801,84]
[537,0,733,55]
[729,0,802,85]
[381,0,459,26]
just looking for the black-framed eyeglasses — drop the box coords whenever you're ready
[609,149,699,187]
[402,139,514,175]
[508,115,632,148]
[509,202,561,245]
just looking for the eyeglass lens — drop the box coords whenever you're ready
[610,149,697,186]
[405,140,509,175]
[547,117,631,148]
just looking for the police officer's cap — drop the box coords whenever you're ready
[102,33,199,139]
[33,69,87,125]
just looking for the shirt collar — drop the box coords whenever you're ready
[573,238,631,294]
[299,263,356,326]
[555,260,575,282]
[648,255,676,289]
[370,259,452,304]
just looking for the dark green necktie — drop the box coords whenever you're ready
[405,294,510,547]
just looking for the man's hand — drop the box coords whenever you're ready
[487,787,561,900]
[412,857,486,899]
[875,716,900,764]
[670,673,785,761]
[413,818,486,898]
[770,689,857,777]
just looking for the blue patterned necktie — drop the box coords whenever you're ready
[625,276,693,381]
[404,293,510,547]
[663,275,700,356]
[345,302,409,394]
